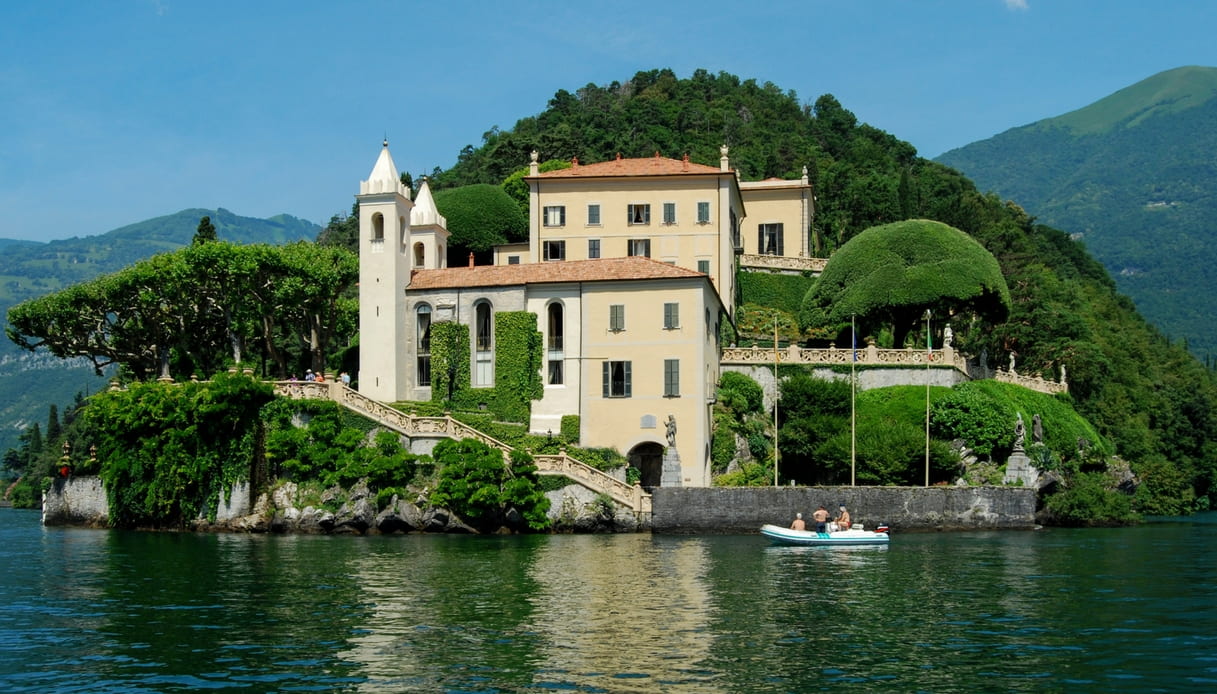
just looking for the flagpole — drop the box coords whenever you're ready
[924,309,932,488]
[773,315,779,488]
[851,314,856,487]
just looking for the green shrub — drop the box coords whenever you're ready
[429,439,550,531]
[714,461,773,487]
[1045,472,1137,526]
[737,272,814,315]
[718,372,764,416]
[560,415,580,444]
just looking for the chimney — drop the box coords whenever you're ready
[468,252,475,268]
[720,144,730,172]
[529,150,539,176]
[682,153,689,171]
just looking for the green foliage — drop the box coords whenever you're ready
[430,321,470,408]
[432,184,528,264]
[193,215,217,245]
[490,312,543,423]
[7,240,358,380]
[800,220,1011,348]
[737,272,815,315]
[714,461,773,487]
[1132,456,1195,516]
[429,438,550,531]
[718,372,764,416]
[733,304,802,344]
[931,380,1107,463]
[501,159,571,216]
[1044,472,1138,526]
[559,415,580,444]
[85,374,274,528]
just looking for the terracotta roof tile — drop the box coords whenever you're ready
[408,256,707,290]
[533,154,724,179]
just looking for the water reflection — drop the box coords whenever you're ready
[3,509,1216,692]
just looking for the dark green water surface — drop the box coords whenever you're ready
[1,507,1214,692]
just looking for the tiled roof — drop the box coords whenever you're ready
[408,256,706,290]
[533,154,724,179]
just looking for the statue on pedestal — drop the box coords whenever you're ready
[665,415,677,448]
[1033,414,1043,445]
[1009,352,1017,373]
[1013,413,1025,452]
[943,323,953,348]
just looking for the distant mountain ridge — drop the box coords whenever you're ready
[937,66,1217,358]
[0,208,320,452]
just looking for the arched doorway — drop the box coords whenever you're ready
[628,441,665,489]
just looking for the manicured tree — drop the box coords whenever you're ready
[429,438,550,532]
[433,184,527,265]
[800,219,1011,348]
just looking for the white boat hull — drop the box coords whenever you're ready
[760,523,890,546]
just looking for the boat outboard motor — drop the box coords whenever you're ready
[875,524,890,534]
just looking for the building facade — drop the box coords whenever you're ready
[356,143,725,486]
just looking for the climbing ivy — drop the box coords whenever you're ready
[490,312,543,423]
[429,312,542,424]
[85,373,274,528]
[430,321,471,409]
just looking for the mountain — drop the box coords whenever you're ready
[0,208,320,453]
[936,66,1217,358]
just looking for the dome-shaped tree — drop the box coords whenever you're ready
[800,219,1010,348]
[433,184,528,266]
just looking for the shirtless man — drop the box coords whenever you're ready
[812,506,829,533]
[790,513,805,531]
[835,506,851,532]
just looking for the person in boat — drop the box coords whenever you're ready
[812,506,829,533]
[790,513,805,531]
[835,505,851,532]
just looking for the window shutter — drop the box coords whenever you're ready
[758,227,765,254]
[777,223,784,255]
[623,361,632,397]
[602,362,610,398]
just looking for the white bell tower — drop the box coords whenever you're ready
[357,139,414,401]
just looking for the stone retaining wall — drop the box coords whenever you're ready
[42,476,109,527]
[651,486,1036,533]
[44,477,1036,534]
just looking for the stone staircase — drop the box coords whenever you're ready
[273,381,651,516]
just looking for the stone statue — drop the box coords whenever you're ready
[1009,351,1016,373]
[1032,414,1043,444]
[943,323,953,348]
[1013,413,1025,452]
[1060,363,1067,383]
[665,414,677,447]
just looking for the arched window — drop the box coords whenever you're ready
[372,213,385,241]
[547,302,564,385]
[413,242,425,268]
[473,301,493,386]
[416,304,432,386]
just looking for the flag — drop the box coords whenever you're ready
[927,325,933,362]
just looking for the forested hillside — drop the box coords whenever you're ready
[429,68,1217,507]
[0,209,319,452]
[937,66,1217,360]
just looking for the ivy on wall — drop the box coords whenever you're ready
[430,312,543,424]
[431,321,471,408]
[490,312,543,423]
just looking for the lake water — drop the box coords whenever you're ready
[1,507,1214,692]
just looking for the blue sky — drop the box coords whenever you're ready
[3,0,1215,243]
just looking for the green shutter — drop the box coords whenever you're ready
[623,361,632,397]
[602,362,610,397]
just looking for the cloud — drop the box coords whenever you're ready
[1004,0,1029,10]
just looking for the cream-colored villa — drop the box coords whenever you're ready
[356,142,812,487]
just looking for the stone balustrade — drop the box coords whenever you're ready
[273,382,652,514]
[993,368,1068,395]
[739,254,827,274]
